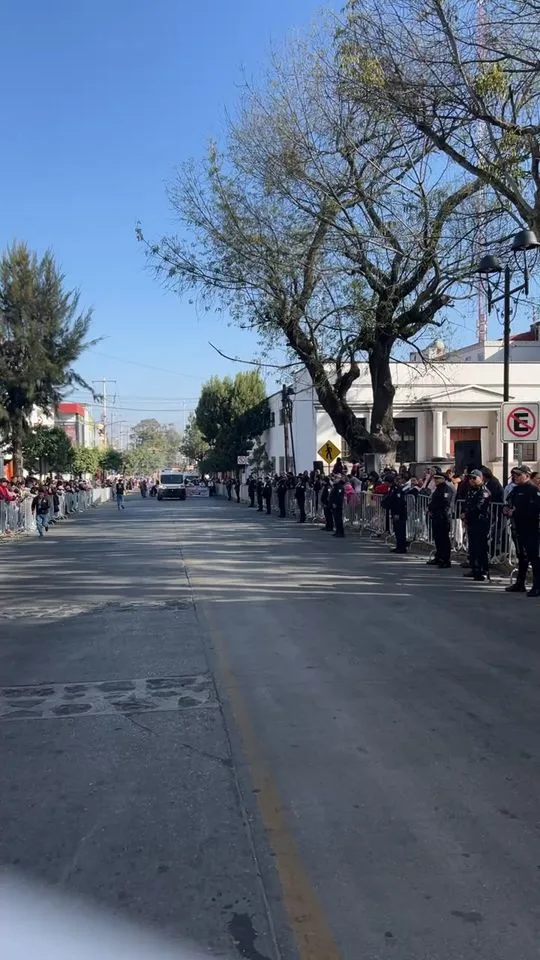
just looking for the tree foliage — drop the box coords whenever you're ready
[249,440,273,475]
[128,418,183,473]
[0,242,95,474]
[72,446,100,476]
[140,30,479,457]
[195,371,268,471]
[22,426,74,475]
[99,448,124,473]
[180,413,208,466]
[338,0,540,237]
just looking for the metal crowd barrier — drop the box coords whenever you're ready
[0,487,112,538]
[216,484,516,567]
[343,492,516,566]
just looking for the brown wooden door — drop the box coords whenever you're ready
[449,427,481,456]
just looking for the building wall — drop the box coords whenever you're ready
[255,348,540,477]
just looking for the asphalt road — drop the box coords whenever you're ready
[1,493,540,960]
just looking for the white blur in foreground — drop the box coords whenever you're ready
[0,872,216,960]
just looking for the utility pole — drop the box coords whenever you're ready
[92,379,116,446]
[281,385,296,474]
[281,386,290,473]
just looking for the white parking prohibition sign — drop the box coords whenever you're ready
[501,403,540,442]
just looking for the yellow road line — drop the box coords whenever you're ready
[202,602,342,960]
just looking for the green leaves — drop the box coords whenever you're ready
[22,426,74,474]
[195,371,268,472]
[0,241,94,473]
[72,446,100,476]
[180,414,208,466]
[127,419,183,473]
[99,448,124,473]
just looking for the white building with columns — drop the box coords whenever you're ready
[257,323,540,478]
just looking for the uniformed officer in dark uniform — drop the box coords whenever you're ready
[225,478,233,501]
[463,469,491,581]
[295,475,307,523]
[247,475,256,508]
[234,477,241,503]
[276,475,288,517]
[256,478,264,512]
[505,465,540,596]
[427,470,454,567]
[329,474,345,537]
[263,477,273,515]
[382,476,408,553]
[320,477,333,532]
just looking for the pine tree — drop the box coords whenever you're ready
[0,242,94,475]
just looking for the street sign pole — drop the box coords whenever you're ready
[502,265,511,484]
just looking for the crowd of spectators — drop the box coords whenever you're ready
[0,474,113,538]
[223,457,540,595]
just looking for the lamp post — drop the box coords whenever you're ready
[281,385,296,475]
[476,228,539,483]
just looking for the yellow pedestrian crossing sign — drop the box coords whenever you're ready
[318,440,341,465]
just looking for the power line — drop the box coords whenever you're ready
[87,349,205,380]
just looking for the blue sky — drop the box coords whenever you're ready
[2,1,532,440]
[1,0,337,436]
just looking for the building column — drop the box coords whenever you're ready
[415,412,427,461]
[432,409,444,458]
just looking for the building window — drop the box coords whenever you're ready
[279,408,285,426]
[395,417,417,463]
[279,456,285,474]
[515,442,537,463]
[269,411,276,427]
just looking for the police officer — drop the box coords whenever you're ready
[295,475,307,523]
[320,477,333,532]
[276,475,288,518]
[463,469,491,581]
[382,476,408,553]
[256,477,264,512]
[247,474,256,508]
[329,474,345,538]
[225,478,233,502]
[427,470,454,567]
[505,465,540,596]
[263,477,273,515]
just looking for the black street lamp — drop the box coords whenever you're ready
[476,228,539,483]
[281,385,296,475]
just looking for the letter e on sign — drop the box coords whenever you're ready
[501,403,540,442]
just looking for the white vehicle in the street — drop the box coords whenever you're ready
[156,470,187,501]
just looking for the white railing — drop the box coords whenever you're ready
[0,487,112,537]
[216,483,516,567]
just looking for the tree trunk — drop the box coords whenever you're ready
[368,336,398,459]
[10,414,24,478]
[283,315,398,461]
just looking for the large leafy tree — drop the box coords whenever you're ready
[339,0,540,235]
[72,446,100,476]
[0,242,95,475]
[141,32,478,457]
[22,426,74,476]
[180,413,208,466]
[128,418,183,473]
[99,448,124,473]
[195,371,268,472]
